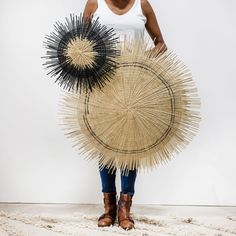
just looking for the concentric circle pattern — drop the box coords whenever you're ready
[59,39,201,176]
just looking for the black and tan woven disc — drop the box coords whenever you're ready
[42,13,119,93]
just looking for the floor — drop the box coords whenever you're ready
[0,203,236,236]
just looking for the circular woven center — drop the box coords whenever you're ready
[65,37,97,68]
[82,62,176,154]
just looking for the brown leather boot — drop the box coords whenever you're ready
[117,192,135,230]
[98,192,117,227]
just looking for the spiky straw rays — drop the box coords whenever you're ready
[42,13,120,93]
[59,39,201,176]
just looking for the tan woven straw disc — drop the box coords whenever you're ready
[59,39,201,176]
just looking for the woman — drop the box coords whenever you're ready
[83,0,167,230]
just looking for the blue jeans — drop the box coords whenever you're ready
[99,165,137,197]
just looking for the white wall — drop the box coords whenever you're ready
[0,0,236,205]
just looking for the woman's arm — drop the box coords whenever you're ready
[83,0,97,21]
[142,0,167,54]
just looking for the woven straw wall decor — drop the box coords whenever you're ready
[59,38,201,176]
[42,13,120,93]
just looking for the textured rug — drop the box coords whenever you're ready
[0,210,236,236]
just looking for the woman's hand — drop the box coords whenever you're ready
[145,42,167,57]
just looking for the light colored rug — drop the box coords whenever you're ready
[0,208,236,236]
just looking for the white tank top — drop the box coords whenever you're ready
[93,0,147,42]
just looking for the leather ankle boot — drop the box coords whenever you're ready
[98,192,117,227]
[118,192,135,230]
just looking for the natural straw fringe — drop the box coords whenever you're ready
[58,37,201,176]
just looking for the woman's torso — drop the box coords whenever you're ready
[92,0,147,42]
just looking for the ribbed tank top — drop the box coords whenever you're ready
[93,0,147,42]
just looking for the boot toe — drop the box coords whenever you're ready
[98,213,116,227]
[98,221,111,227]
[119,219,134,230]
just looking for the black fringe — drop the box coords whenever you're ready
[42,13,120,93]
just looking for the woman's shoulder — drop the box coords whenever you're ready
[141,0,155,17]
[83,0,98,16]
[85,0,98,8]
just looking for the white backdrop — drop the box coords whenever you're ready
[0,0,236,205]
